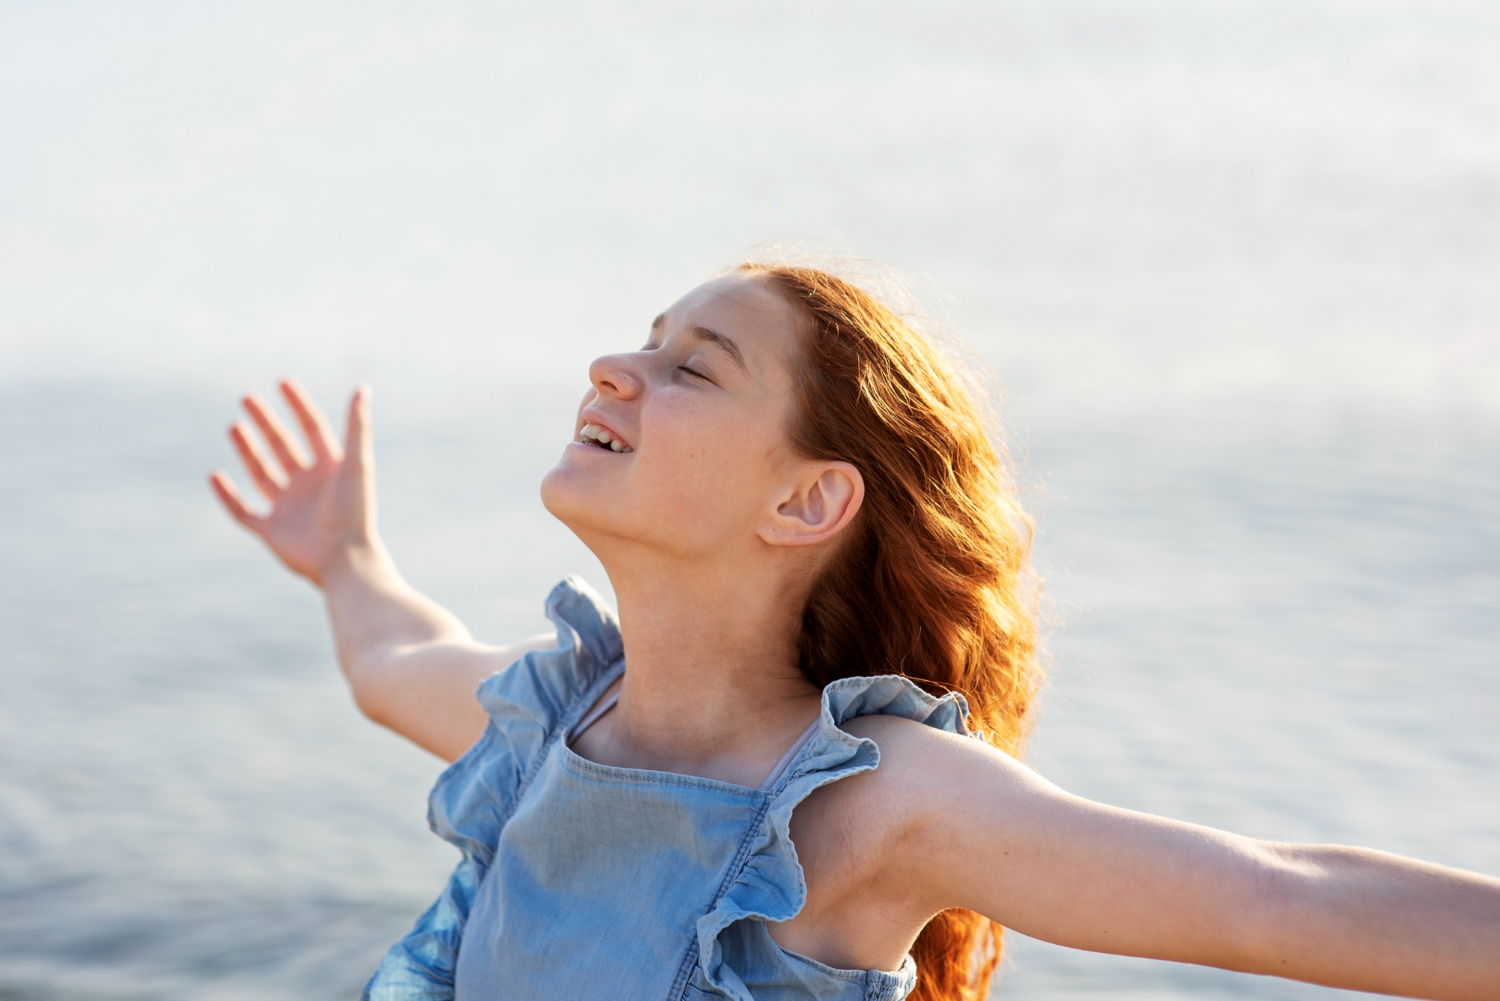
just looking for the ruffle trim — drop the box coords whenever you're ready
[366,577,623,1000]
[428,575,623,867]
[694,674,971,1000]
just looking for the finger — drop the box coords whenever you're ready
[209,471,264,530]
[280,379,342,465]
[243,394,309,474]
[344,385,373,474]
[229,422,287,499]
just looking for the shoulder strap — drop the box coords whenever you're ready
[568,686,621,742]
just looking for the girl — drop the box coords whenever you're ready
[210,264,1500,1001]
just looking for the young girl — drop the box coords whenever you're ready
[210,264,1500,1001]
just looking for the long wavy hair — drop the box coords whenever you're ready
[742,262,1042,1001]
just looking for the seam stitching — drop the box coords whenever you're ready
[667,795,773,1001]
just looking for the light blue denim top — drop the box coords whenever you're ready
[365,577,974,1001]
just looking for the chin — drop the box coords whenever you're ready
[540,455,584,521]
[540,452,622,542]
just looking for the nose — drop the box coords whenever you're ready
[588,352,644,401]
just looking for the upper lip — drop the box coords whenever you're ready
[577,410,631,450]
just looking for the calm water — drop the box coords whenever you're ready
[3,0,1498,997]
[1,381,1495,1000]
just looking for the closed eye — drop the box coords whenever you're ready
[678,365,712,382]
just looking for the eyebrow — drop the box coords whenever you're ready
[650,314,748,373]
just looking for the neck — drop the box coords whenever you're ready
[594,544,823,785]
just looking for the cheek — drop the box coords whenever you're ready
[635,404,776,518]
[542,391,794,551]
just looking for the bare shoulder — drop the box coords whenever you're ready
[804,714,1072,891]
[839,711,978,751]
[837,713,1036,806]
[780,713,1045,966]
[791,714,1038,881]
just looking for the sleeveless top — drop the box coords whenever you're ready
[363,576,975,1001]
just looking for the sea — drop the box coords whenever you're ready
[1,2,1497,999]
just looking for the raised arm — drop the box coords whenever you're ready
[871,720,1500,999]
[209,381,551,761]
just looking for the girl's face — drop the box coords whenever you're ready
[541,273,812,560]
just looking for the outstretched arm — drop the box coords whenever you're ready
[880,722,1500,999]
[210,381,551,761]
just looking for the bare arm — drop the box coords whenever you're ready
[210,380,549,761]
[879,722,1500,999]
[314,539,553,761]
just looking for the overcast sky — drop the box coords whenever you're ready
[3,0,1496,418]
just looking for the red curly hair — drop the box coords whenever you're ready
[743,263,1042,1001]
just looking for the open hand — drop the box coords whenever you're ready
[209,380,375,585]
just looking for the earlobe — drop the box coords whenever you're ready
[763,462,864,547]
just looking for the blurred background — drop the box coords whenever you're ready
[1,2,1496,998]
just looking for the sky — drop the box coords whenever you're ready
[2,0,1497,421]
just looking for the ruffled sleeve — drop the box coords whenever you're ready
[363,576,623,1001]
[692,675,971,1001]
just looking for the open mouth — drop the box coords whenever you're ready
[578,423,633,453]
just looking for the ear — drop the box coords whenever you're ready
[759,461,865,548]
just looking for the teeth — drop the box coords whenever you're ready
[577,422,633,452]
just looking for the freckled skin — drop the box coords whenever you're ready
[541,275,807,564]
